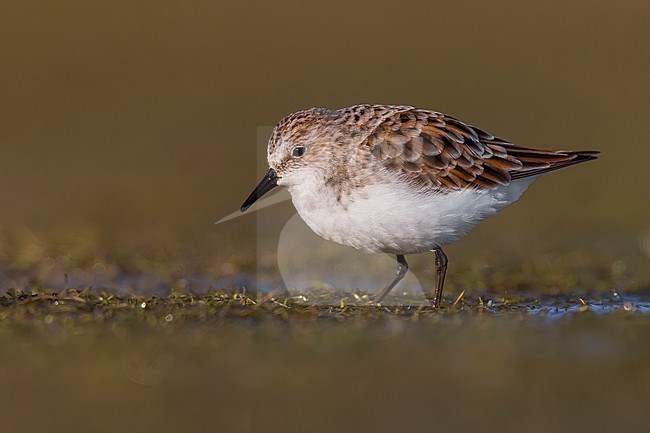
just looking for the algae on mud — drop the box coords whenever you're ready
[1,289,649,433]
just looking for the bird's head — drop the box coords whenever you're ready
[241,107,343,211]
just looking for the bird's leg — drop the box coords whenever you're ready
[374,254,408,304]
[426,247,448,308]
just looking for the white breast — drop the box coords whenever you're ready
[287,172,537,255]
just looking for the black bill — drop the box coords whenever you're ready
[240,169,278,212]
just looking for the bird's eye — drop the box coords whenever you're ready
[292,146,306,157]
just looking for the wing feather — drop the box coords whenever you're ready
[362,107,599,192]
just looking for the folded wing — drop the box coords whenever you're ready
[364,108,599,191]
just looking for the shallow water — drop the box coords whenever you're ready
[1,289,649,433]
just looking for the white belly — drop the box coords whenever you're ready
[289,178,536,254]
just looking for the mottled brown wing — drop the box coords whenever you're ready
[364,108,599,191]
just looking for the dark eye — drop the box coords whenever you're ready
[292,146,306,157]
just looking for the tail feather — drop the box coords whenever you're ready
[504,147,600,180]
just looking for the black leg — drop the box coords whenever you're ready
[426,247,448,307]
[374,254,409,303]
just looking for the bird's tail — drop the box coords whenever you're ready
[505,147,600,180]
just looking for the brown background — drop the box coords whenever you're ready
[1,0,648,282]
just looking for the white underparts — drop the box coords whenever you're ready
[287,171,537,254]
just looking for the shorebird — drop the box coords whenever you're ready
[241,105,598,306]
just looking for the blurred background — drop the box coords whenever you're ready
[1,0,649,291]
[0,1,649,431]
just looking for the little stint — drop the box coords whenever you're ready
[241,104,599,306]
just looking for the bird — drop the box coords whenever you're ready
[240,104,599,307]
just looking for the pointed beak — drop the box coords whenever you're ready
[240,168,279,212]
